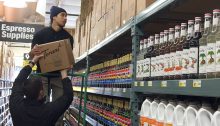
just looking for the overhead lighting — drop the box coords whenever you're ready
[4,0,27,8]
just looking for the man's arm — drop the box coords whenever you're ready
[10,55,43,106]
[48,69,73,123]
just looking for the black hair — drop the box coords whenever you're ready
[23,77,43,100]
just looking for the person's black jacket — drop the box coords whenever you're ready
[9,65,73,126]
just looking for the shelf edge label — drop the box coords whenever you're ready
[193,80,201,88]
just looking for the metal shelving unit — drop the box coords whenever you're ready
[73,0,220,125]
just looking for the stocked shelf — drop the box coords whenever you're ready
[73,86,130,99]
[69,106,103,126]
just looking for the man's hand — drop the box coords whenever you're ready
[30,44,41,58]
[32,54,44,63]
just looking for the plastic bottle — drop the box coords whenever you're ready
[195,102,213,126]
[165,100,176,126]
[174,101,187,126]
[156,100,168,126]
[183,101,200,126]
[140,98,152,126]
[150,98,160,126]
[211,105,220,126]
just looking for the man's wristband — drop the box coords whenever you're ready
[29,60,36,66]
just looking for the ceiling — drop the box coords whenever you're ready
[45,0,81,28]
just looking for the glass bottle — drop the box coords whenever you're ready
[207,9,220,78]
[164,28,174,80]
[182,20,194,79]
[143,37,151,81]
[162,30,169,80]
[153,34,160,80]
[213,9,220,78]
[158,32,165,80]
[170,26,180,80]
[199,13,212,79]
[150,36,155,80]
[175,23,187,79]
[189,17,202,79]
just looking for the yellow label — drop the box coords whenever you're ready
[193,80,201,88]
[148,81,153,87]
[161,81,167,87]
[134,82,138,86]
[179,80,186,87]
[140,81,144,86]
[165,123,173,126]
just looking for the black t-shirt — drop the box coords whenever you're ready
[31,27,74,73]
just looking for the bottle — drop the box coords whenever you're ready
[163,30,170,80]
[165,100,176,126]
[195,102,213,126]
[140,98,152,126]
[174,101,187,126]
[149,36,155,80]
[199,13,212,79]
[153,34,160,80]
[175,23,187,79]
[170,26,180,80]
[211,105,220,126]
[189,17,202,79]
[182,20,194,79]
[214,9,220,78]
[156,100,167,126]
[158,32,165,80]
[169,28,176,80]
[207,9,220,78]
[183,101,200,126]
[150,98,160,126]
[143,38,151,81]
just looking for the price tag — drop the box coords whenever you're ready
[123,88,126,92]
[140,81,144,86]
[161,81,167,87]
[179,80,186,87]
[116,88,120,92]
[148,81,153,87]
[134,82,138,86]
[193,80,201,88]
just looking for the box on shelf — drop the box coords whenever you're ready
[121,0,129,25]
[39,39,74,73]
[128,0,137,19]
[106,0,115,13]
[101,0,106,16]
[95,0,102,22]
[114,0,122,30]
[105,8,114,37]
[136,0,156,14]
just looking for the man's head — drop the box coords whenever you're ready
[50,6,67,27]
[23,77,44,101]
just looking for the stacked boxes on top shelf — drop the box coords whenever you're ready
[73,0,156,59]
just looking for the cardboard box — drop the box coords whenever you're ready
[95,0,102,21]
[121,0,129,25]
[128,0,137,19]
[107,0,115,12]
[39,39,74,73]
[136,0,155,14]
[114,0,121,30]
[109,7,115,35]
[86,14,91,50]
[101,0,106,16]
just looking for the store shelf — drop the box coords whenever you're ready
[133,79,220,97]
[69,106,103,126]
[73,86,130,98]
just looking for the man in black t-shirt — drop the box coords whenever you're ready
[29,6,74,126]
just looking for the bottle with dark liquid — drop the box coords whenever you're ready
[164,28,174,80]
[162,30,169,80]
[199,13,212,79]
[170,26,180,80]
[207,9,220,78]
[153,34,160,80]
[143,37,151,81]
[175,23,187,79]
[189,17,202,79]
[158,32,165,80]
[182,20,194,79]
[149,36,155,80]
